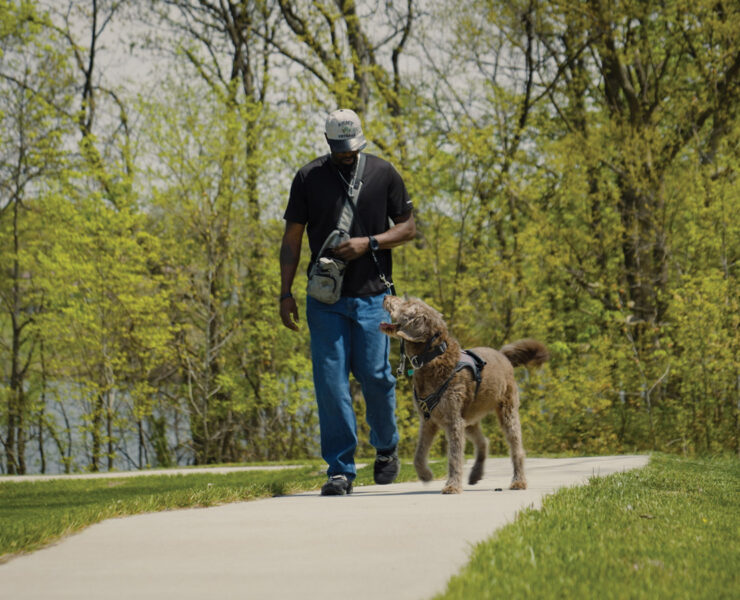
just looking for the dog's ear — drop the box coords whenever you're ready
[393,309,429,343]
[395,326,426,343]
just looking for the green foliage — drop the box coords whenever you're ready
[140,74,317,464]
[35,193,175,468]
[0,0,78,473]
[400,0,740,457]
[1,0,738,473]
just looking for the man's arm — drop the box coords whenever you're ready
[333,211,416,261]
[279,221,305,331]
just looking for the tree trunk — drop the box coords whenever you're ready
[91,393,104,472]
[107,392,114,471]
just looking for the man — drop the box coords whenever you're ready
[279,108,416,496]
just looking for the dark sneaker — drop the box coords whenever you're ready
[321,474,353,496]
[374,449,400,485]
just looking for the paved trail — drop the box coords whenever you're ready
[0,455,648,600]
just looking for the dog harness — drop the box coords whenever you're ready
[413,348,487,420]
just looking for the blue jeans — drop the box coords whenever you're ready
[306,292,398,481]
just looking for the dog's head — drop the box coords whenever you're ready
[380,295,447,344]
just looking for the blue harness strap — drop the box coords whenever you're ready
[414,350,487,420]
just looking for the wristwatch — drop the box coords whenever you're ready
[368,236,380,252]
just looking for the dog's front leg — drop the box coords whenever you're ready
[442,417,465,494]
[414,419,439,482]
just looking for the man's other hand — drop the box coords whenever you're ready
[280,297,300,331]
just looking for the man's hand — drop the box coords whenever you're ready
[279,221,304,332]
[280,296,300,331]
[332,212,416,262]
[333,237,370,261]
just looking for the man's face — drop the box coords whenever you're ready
[331,150,358,166]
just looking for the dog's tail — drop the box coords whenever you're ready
[500,339,549,368]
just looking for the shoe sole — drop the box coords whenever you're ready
[321,483,353,496]
[373,476,397,485]
[321,488,352,496]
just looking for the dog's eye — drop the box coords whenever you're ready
[396,317,427,343]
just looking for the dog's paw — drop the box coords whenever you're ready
[509,479,527,490]
[416,466,434,482]
[468,466,484,485]
[441,483,462,494]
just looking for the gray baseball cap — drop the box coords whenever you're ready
[325,109,367,152]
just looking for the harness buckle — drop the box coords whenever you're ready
[409,354,423,370]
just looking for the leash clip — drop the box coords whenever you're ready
[397,340,409,377]
[397,353,407,377]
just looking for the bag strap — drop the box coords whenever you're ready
[336,153,366,233]
[311,154,367,270]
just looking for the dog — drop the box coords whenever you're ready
[380,295,548,494]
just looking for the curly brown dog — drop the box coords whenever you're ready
[380,295,548,494]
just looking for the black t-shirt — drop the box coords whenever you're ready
[284,153,413,296]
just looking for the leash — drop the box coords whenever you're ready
[397,340,414,378]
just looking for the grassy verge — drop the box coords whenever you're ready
[437,454,739,600]
[0,460,447,561]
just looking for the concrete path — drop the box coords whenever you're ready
[0,455,648,600]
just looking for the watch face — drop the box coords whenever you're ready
[370,237,379,251]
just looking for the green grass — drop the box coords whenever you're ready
[0,460,447,561]
[437,454,739,600]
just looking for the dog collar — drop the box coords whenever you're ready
[408,333,448,370]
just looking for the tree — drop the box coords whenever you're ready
[0,1,75,473]
[141,72,317,463]
[270,0,415,161]
[36,197,175,471]
[2,0,737,471]
[46,0,135,209]
[28,0,177,471]
[147,1,298,463]
[536,1,738,332]
[404,0,739,453]
[500,0,740,451]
